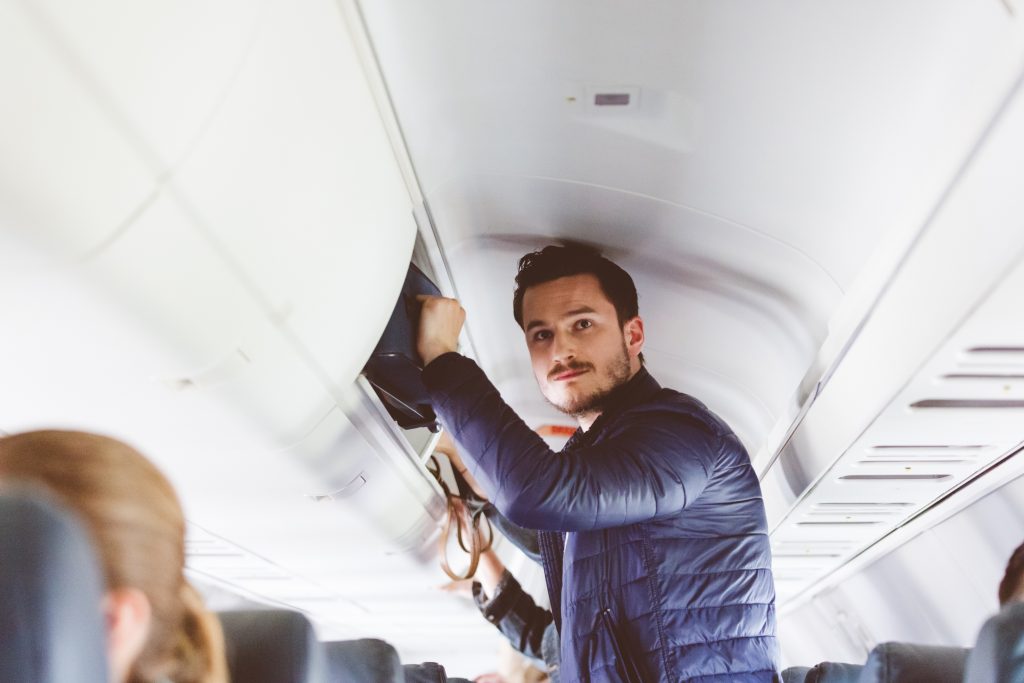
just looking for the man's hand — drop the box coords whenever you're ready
[416,295,466,366]
[434,431,489,500]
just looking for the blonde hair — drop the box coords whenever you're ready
[0,430,227,683]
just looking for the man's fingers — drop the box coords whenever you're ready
[415,294,465,364]
[416,294,454,304]
[416,294,464,309]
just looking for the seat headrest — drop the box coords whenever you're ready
[963,602,1024,683]
[404,662,476,683]
[858,642,968,683]
[0,492,109,683]
[219,609,326,683]
[782,665,811,682]
[806,661,863,683]
[404,662,442,682]
[324,638,402,683]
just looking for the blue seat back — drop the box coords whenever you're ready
[808,661,863,682]
[324,638,402,683]
[0,491,109,683]
[963,602,1024,683]
[403,661,473,682]
[782,665,811,682]
[219,609,327,683]
[858,642,968,683]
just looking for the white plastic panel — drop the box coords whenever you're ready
[0,2,153,267]
[74,193,335,449]
[779,470,1024,667]
[424,175,841,451]
[763,72,1024,606]
[0,0,499,670]
[362,0,1024,287]
[28,0,262,170]
[360,0,1024,463]
[172,0,417,391]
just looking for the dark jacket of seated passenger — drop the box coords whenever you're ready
[424,354,779,683]
[472,569,560,683]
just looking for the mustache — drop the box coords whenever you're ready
[549,361,593,380]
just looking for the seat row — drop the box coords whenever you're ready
[220,608,473,683]
[0,491,472,683]
[781,605,1024,683]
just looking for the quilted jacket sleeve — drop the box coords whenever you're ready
[422,353,719,532]
[472,570,552,665]
[483,504,542,564]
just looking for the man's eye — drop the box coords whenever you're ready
[575,319,593,330]
[533,330,552,342]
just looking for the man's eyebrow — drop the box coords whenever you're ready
[525,306,599,332]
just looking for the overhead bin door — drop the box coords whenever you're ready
[0,0,418,443]
[0,0,478,653]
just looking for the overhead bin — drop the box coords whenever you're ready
[0,2,153,270]
[0,0,451,628]
[363,263,443,432]
[761,54,1024,614]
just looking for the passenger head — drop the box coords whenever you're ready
[999,541,1024,607]
[512,245,645,424]
[0,430,227,683]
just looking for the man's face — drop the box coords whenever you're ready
[521,273,643,419]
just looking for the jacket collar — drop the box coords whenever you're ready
[562,366,661,450]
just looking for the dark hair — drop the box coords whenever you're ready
[512,245,643,362]
[999,541,1024,606]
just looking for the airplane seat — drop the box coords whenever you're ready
[218,609,327,683]
[323,638,402,683]
[857,642,968,683]
[0,491,109,683]
[804,661,864,682]
[403,661,472,682]
[962,602,1024,683]
[782,665,811,682]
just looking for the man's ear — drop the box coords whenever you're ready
[102,587,152,681]
[624,316,645,360]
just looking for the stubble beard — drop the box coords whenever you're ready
[545,343,633,418]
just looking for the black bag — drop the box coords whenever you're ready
[362,263,443,431]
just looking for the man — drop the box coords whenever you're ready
[418,245,778,682]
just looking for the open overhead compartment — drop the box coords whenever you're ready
[0,0,472,646]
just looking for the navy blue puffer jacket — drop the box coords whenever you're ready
[423,354,778,682]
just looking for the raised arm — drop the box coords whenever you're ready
[423,353,719,532]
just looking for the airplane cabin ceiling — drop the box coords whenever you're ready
[360,0,1024,451]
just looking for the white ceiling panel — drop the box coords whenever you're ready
[28,0,263,170]
[360,0,1024,456]
[0,2,153,267]
[171,0,418,391]
[362,0,1024,286]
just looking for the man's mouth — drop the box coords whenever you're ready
[553,368,589,382]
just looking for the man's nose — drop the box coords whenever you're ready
[551,332,576,364]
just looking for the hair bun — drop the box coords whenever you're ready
[163,582,228,683]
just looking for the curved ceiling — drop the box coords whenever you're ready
[362,0,1023,451]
